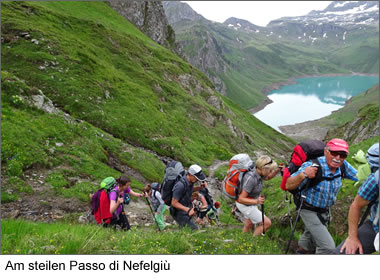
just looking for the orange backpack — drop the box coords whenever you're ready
[222,154,254,200]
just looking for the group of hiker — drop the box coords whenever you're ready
[90,137,379,254]
[91,162,220,232]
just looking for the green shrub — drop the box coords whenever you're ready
[1,192,19,203]
[8,177,34,194]
[46,172,69,189]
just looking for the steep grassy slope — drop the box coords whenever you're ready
[1,2,294,203]
[328,29,379,73]
[326,84,379,125]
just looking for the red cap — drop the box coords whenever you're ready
[214,201,221,209]
[326,138,349,154]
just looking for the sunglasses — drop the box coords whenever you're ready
[264,159,273,166]
[328,150,348,159]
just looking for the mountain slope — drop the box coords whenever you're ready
[163,1,379,110]
[1,1,294,213]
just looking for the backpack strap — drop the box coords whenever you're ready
[235,169,251,200]
[172,175,188,205]
[108,188,119,202]
[153,189,159,201]
[297,158,322,193]
[307,158,346,190]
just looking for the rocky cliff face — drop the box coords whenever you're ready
[182,29,227,95]
[163,1,228,95]
[108,0,184,57]
[162,1,205,23]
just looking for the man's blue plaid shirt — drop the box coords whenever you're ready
[358,172,379,233]
[292,156,358,208]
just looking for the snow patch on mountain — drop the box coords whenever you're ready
[334,1,359,9]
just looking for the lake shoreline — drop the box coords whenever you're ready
[248,72,379,114]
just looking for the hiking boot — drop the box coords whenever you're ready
[296,246,315,254]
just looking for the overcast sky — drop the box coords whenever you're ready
[182,1,332,27]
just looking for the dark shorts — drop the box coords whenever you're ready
[104,213,131,230]
[196,209,208,219]
[334,220,376,254]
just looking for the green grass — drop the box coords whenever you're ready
[326,84,379,125]
[1,1,377,255]
[1,1,293,173]
[1,1,294,206]
[1,218,283,254]
[2,138,377,255]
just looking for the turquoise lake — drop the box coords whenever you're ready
[254,75,379,131]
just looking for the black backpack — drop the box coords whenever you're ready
[160,161,186,206]
[199,188,214,208]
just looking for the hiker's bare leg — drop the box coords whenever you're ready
[243,219,254,232]
[253,216,271,236]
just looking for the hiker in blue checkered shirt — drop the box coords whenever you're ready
[286,139,358,254]
[335,143,379,254]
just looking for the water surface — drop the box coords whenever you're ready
[254,75,379,131]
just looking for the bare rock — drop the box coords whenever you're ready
[10,210,21,219]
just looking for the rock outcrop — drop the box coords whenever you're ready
[108,0,184,57]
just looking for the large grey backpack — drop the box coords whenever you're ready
[160,161,186,206]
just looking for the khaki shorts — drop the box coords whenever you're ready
[236,202,263,224]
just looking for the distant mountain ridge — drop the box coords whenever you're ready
[267,1,379,44]
[223,17,263,33]
[163,1,378,109]
[309,1,379,25]
[162,1,205,23]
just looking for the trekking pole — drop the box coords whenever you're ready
[285,191,293,229]
[285,194,305,254]
[260,194,265,236]
[144,195,161,232]
[261,204,265,236]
